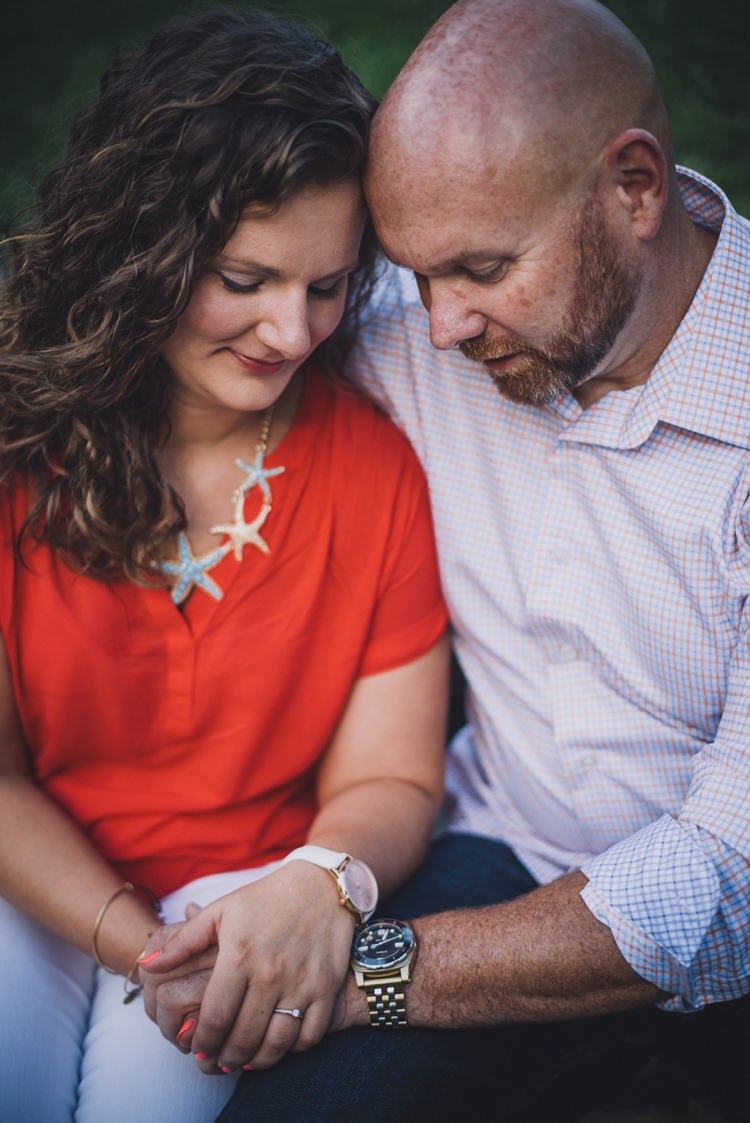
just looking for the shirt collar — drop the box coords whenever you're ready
[556,168,750,452]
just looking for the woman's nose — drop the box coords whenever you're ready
[255,289,311,361]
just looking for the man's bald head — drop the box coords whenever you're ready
[365,0,694,408]
[370,0,671,207]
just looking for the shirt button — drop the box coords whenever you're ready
[549,547,570,565]
[557,643,578,663]
[580,754,597,770]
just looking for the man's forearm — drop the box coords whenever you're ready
[339,871,668,1029]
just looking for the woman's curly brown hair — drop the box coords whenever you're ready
[0,6,379,583]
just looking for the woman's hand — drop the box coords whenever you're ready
[139,906,214,1051]
[142,635,449,1072]
[140,862,356,1074]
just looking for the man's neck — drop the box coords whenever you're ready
[572,214,718,411]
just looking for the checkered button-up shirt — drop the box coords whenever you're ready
[349,169,750,1012]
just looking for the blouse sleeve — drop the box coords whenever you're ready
[358,437,448,677]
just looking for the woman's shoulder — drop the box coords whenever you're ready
[0,477,30,540]
[320,371,425,478]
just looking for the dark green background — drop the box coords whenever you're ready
[1,0,748,231]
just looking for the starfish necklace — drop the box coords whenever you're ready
[160,405,285,604]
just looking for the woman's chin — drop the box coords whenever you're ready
[173,366,298,414]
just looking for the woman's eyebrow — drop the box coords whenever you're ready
[316,260,361,280]
[216,256,280,277]
[217,257,360,280]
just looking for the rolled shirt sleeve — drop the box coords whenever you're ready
[581,620,750,1011]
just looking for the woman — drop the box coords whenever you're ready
[0,10,448,1123]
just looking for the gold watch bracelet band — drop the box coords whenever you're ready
[362,973,408,1027]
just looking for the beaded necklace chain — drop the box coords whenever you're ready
[160,405,285,605]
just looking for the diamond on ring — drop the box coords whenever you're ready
[273,1007,303,1019]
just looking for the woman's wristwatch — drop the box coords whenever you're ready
[281,845,378,923]
[350,918,417,1027]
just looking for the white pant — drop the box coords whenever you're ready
[0,863,280,1123]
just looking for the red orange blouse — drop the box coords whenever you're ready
[0,369,447,896]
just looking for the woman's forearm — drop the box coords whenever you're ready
[0,774,161,973]
[307,777,439,897]
[310,637,449,899]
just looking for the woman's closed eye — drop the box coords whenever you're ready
[308,279,344,300]
[219,274,263,295]
[218,273,345,299]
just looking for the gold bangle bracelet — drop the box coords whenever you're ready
[123,943,152,1005]
[92,883,162,974]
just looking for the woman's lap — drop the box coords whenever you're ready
[0,864,278,1123]
[0,894,95,1123]
[76,970,239,1123]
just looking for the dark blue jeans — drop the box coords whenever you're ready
[218,835,680,1123]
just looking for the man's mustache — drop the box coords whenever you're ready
[458,333,531,362]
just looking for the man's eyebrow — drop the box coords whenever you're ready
[380,250,513,275]
[420,251,513,275]
[216,256,360,280]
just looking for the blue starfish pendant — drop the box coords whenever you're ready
[160,406,285,603]
[160,533,231,604]
[236,449,285,500]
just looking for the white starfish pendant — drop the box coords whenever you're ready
[160,533,231,604]
[236,449,285,500]
[211,496,272,562]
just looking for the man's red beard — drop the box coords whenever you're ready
[459,199,642,406]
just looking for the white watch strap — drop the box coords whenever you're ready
[282,845,350,871]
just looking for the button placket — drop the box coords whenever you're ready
[142,589,199,739]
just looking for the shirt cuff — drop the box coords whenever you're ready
[580,815,720,1012]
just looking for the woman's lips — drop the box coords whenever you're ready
[228,349,286,375]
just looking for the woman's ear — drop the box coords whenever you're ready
[603,128,669,242]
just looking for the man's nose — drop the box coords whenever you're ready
[426,281,488,351]
[256,290,311,360]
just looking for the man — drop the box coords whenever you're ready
[202,0,750,1118]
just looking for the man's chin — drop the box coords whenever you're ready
[483,359,570,407]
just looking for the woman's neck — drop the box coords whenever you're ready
[165,367,305,457]
[159,367,306,555]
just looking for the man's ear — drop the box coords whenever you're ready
[602,129,669,242]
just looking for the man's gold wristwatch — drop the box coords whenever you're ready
[350,919,417,1028]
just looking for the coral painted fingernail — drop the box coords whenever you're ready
[194,1052,210,1060]
[177,1019,194,1042]
[243,1064,255,1071]
[139,949,162,965]
[220,1066,234,1074]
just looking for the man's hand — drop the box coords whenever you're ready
[328,970,369,1033]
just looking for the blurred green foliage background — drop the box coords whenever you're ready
[1,0,748,231]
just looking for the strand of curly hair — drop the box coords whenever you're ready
[0,7,379,584]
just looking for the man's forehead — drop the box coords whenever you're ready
[368,169,555,274]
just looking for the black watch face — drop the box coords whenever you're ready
[351,919,414,969]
